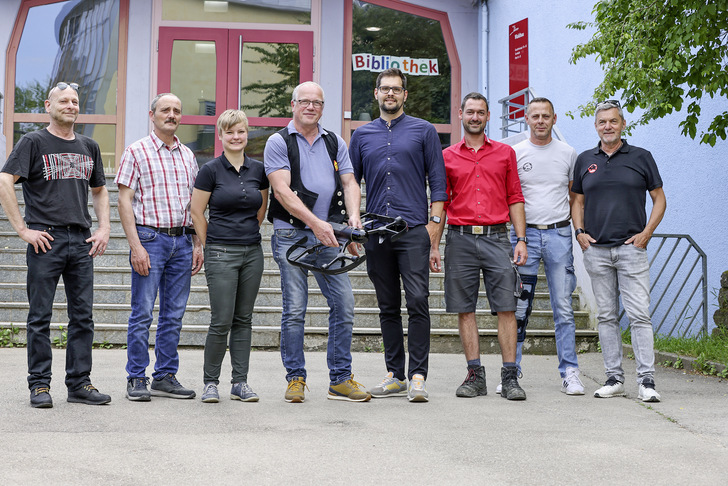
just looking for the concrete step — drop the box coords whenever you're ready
[0,321,599,354]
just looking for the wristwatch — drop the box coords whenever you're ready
[516,236,528,244]
[574,228,585,237]
[429,215,441,224]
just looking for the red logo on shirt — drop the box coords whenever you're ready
[588,163,598,173]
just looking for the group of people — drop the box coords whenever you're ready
[0,68,665,409]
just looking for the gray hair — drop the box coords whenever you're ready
[594,100,624,122]
[151,93,181,113]
[291,82,325,103]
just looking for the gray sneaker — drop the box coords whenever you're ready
[231,382,259,402]
[370,372,407,398]
[201,383,219,403]
[126,377,151,402]
[407,374,429,402]
[150,374,196,399]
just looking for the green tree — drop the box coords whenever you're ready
[13,79,50,142]
[568,0,728,146]
[242,43,299,118]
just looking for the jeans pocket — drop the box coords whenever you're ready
[137,228,157,243]
[556,225,572,238]
[276,228,299,240]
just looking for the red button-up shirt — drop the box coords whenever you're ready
[442,137,524,226]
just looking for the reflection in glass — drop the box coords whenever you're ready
[240,42,299,118]
[246,126,281,162]
[162,0,311,24]
[351,1,451,124]
[171,41,217,117]
[14,0,120,117]
[176,124,216,167]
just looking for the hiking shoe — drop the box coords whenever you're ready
[150,374,196,399]
[594,377,625,398]
[561,367,585,395]
[68,384,111,405]
[370,372,407,398]
[638,381,661,402]
[500,367,526,401]
[407,374,429,402]
[285,377,307,403]
[30,387,53,409]
[231,382,259,402]
[328,375,371,402]
[126,377,151,401]
[201,383,219,403]
[456,366,487,397]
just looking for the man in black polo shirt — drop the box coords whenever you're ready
[571,100,666,402]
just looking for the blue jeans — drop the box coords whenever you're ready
[511,226,578,377]
[26,224,94,391]
[271,228,355,386]
[203,243,264,384]
[126,227,193,380]
[583,244,655,384]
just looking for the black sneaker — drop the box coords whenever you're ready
[150,374,196,399]
[455,366,487,397]
[30,387,53,409]
[127,377,151,402]
[500,366,527,401]
[68,384,112,405]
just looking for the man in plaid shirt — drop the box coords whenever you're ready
[115,93,203,401]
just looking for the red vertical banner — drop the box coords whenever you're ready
[509,18,529,119]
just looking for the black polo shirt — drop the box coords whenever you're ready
[572,140,662,247]
[194,153,269,246]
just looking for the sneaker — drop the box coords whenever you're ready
[495,383,502,395]
[201,383,219,403]
[500,367,527,400]
[407,374,429,402]
[30,387,53,409]
[231,382,259,402]
[284,377,307,403]
[456,366,487,397]
[126,377,151,402]
[593,377,625,398]
[370,372,407,398]
[638,381,661,402]
[561,367,585,395]
[68,384,112,405]
[150,374,196,399]
[328,375,371,402]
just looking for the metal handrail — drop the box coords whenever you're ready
[619,234,708,337]
[497,87,565,141]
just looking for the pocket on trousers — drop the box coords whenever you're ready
[137,229,157,243]
[556,225,572,238]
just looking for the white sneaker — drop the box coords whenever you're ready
[495,382,502,394]
[638,383,661,402]
[561,367,585,395]
[593,378,625,398]
[407,374,428,402]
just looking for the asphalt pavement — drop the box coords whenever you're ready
[0,347,727,485]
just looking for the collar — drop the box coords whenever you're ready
[377,112,406,128]
[593,138,629,155]
[287,121,325,139]
[456,134,490,152]
[150,130,180,152]
[220,153,248,171]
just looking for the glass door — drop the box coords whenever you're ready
[158,27,313,164]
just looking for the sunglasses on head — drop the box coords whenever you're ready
[56,82,79,92]
[597,99,620,108]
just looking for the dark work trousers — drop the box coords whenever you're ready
[26,224,94,391]
[364,224,431,380]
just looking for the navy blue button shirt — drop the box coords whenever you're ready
[193,153,269,246]
[349,113,447,226]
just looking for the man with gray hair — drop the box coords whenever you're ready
[264,81,370,403]
[116,93,203,401]
[571,99,666,402]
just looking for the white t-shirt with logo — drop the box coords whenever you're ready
[513,138,576,225]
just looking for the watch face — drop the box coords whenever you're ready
[430,216,441,223]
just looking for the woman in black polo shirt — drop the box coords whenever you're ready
[191,109,269,403]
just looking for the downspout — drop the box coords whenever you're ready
[480,0,489,138]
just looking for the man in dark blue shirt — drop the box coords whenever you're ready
[350,68,447,402]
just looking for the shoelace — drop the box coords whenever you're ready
[289,379,309,392]
[204,384,218,394]
[166,374,182,387]
[35,387,50,395]
[82,384,98,392]
[411,377,425,391]
[463,368,477,384]
[134,377,150,389]
[348,379,366,390]
[377,374,396,387]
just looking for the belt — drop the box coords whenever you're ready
[448,224,507,236]
[526,220,571,230]
[138,225,196,236]
[28,224,86,232]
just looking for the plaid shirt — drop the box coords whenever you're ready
[115,131,198,228]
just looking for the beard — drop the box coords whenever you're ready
[379,98,403,115]
[462,121,484,135]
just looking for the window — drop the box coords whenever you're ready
[161,0,312,24]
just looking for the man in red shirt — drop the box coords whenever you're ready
[431,92,528,400]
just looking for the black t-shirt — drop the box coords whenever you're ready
[1,128,106,229]
[572,140,662,246]
[193,153,269,246]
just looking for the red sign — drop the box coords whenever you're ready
[508,18,529,119]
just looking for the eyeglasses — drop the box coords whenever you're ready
[56,82,79,92]
[377,86,404,94]
[295,99,324,108]
[597,99,620,108]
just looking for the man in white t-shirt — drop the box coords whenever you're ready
[504,97,585,395]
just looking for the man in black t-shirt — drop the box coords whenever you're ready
[571,100,666,403]
[0,82,111,408]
